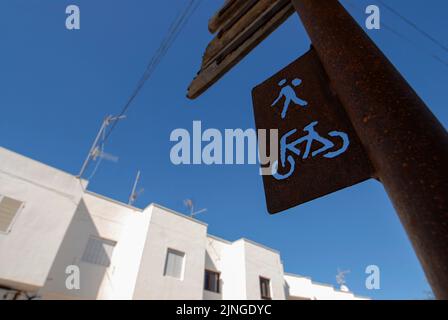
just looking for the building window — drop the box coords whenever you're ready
[164,248,185,279]
[260,277,271,300]
[81,236,116,267]
[0,195,23,233]
[204,270,220,293]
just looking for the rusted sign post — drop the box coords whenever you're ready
[291,0,448,300]
[187,0,448,299]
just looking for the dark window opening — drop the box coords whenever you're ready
[260,277,271,300]
[204,270,220,293]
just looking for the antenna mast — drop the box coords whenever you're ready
[128,170,143,206]
[184,199,207,218]
[78,115,125,179]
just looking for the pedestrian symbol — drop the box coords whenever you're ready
[271,78,308,119]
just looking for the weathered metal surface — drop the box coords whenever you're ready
[188,0,294,99]
[291,0,448,299]
[252,48,373,214]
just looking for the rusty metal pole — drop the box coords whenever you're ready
[291,0,448,299]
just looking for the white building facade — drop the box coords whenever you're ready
[0,147,367,300]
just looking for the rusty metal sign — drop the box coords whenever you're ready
[252,48,373,214]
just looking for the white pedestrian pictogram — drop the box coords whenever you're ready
[271,78,308,119]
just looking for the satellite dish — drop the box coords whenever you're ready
[340,285,350,292]
[336,269,351,291]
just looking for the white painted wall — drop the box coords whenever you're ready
[241,239,286,300]
[133,204,208,300]
[283,274,314,299]
[0,148,86,291]
[203,235,228,300]
[207,236,248,300]
[0,147,369,301]
[284,273,368,300]
[39,192,149,300]
[204,237,287,300]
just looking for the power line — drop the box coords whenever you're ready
[344,0,448,68]
[377,0,448,55]
[103,0,203,143]
[381,23,448,69]
[78,1,202,179]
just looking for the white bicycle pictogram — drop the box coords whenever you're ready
[272,121,350,180]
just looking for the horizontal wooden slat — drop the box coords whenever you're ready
[204,0,279,67]
[208,0,249,34]
[188,1,294,99]
[213,0,261,35]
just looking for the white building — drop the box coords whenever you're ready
[0,147,368,300]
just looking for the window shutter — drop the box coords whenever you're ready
[164,249,185,279]
[81,237,116,267]
[0,196,23,233]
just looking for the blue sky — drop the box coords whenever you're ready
[1,0,447,300]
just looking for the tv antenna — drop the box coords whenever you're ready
[336,269,351,292]
[78,115,126,179]
[184,199,207,218]
[128,170,144,206]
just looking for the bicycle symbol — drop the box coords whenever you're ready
[272,121,350,180]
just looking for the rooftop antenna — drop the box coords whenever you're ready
[78,115,126,179]
[184,199,207,218]
[128,170,144,206]
[336,268,351,292]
